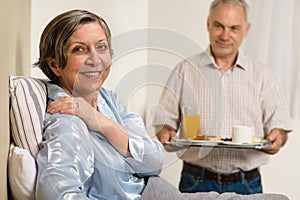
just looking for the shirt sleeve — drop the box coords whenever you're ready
[261,70,293,134]
[152,62,185,131]
[36,114,95,200]
[109,91,165,177]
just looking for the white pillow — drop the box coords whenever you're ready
[8,144,37,200]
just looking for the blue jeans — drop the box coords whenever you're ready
[179,168,263,194]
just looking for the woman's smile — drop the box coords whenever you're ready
[79,70,102,79]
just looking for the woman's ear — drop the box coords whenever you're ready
[47,58,62,76]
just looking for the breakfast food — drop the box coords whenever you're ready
[252,137,264,143]
[193,135,222,141]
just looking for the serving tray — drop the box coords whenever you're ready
[166,139,272,150]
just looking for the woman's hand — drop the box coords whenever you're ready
[47,96,102,131]
[47,96,130,156]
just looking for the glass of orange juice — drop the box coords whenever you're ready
[182,106,200,140]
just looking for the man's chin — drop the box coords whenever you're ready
[214,48,236,58]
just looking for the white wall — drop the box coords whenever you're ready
[0,1,31,199]
[30,1,299,199]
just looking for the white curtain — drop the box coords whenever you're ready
[243,0,300,119]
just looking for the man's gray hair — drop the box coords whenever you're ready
[209,0,249,22]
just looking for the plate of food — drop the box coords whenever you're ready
[219,138,272,149]
[165,135,222,150]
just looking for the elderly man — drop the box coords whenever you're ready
[153,0,292,194]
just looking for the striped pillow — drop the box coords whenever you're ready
[9,75,47,158]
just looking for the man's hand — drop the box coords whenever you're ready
[156,125,177,146]
[263,128,288,154]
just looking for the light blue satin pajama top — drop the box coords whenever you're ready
[36,83,164,200]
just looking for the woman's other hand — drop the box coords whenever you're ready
[47,96,102,131]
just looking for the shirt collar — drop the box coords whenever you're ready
[235,50,248,70]
[47,82,70,101]
[97,92,105,105]
[47,82,105,105]
[201,46,248,71]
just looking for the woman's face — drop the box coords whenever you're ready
[50,22,111,97]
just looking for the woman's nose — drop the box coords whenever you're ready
[85,50,101,67]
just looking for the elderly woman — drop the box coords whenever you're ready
[35,9,164,199]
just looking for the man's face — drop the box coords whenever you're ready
[207,3,250,60]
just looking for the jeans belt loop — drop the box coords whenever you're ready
[217,173,222,184]
[239,170,246,184]
[200,167,205,181]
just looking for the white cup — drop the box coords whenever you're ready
[232,125,254,144]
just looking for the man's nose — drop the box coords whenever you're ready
[220,28,230,40]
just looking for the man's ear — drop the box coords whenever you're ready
[47,58,62,76]
[244,22,251,38]
[206,17,210,31]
